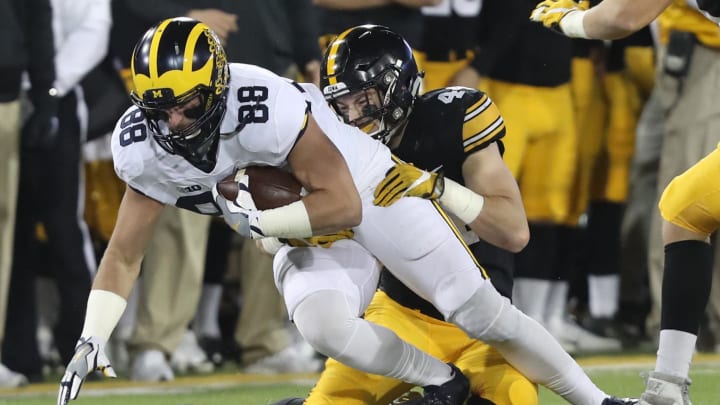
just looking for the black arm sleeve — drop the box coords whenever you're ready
[288,0,322,68]
[471,0,524,76]
[24,0,56,93]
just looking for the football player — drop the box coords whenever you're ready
[57,18,629,405]
[270,25,637,405]
[640,144,720,405]
[530,0,719,39]
[416,0,483,91]
[532,1,720,404]
[569,29,654,340]
[304,23,535,405]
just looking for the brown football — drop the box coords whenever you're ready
[217,166,302,210]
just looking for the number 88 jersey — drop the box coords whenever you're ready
[111,63,387,215]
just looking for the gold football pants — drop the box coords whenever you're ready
[589,71,639,204]
[305,291,538,405]
[415,52,472,93]
[484,79,578,223]
[659,145,720,235]
[566,57,606,225]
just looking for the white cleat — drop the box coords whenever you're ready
[130,349,175,382]
[244,340,322,374]
[548,318,622,353]
[170,330,214,374]
[0,363,28,388]
[639,371,692,405]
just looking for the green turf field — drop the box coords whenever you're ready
[3,354,719,405]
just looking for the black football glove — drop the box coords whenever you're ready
[22,88,60,150]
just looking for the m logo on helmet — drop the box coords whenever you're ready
[142,88,175,105]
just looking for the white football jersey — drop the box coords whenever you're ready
[111,63,389,215]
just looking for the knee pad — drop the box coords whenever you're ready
[293,290,360,359]
[448,282,522,342]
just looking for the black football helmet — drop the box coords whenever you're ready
[130,17,229,172]
[320,25,422,145]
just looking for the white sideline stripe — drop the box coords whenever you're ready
[8,378,319,399]
[4,354,720,399]
[0,374,319,399]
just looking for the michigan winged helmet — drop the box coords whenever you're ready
[130,17,229,172]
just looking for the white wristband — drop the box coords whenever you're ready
[439,178,484,225]
[258,200,313,239]
[80,289,127,342]
[559,10,589,39]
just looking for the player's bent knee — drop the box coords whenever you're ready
[506,379,539,405]
[293,290,360,358]
[448,282,521,342]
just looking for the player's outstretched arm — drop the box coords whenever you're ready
[58,186,164,405]
[530,0,673,40]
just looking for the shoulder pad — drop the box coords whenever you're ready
[418,87,505,153]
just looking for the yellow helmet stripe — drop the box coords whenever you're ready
[148,19,174,80]
[325,27,355,85]
[184,24,206,73]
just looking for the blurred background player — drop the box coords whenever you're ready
[314,0,438,52]
[459,0,620,352]
[3,0,110,382]
[415,0,483,91]
[0,0,56,386]
[531,0,720,402]
[573,28,656,342]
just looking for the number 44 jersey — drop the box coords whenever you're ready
[110,63,389,215]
